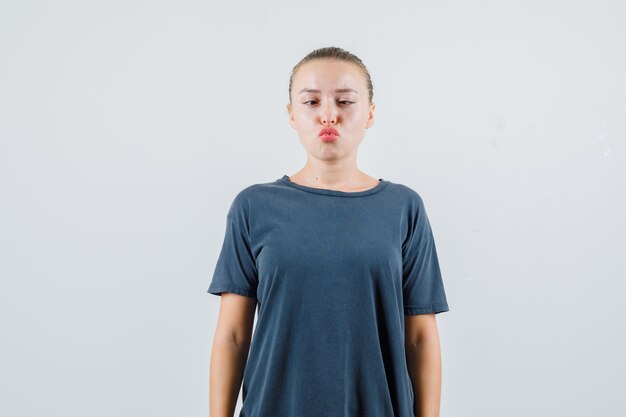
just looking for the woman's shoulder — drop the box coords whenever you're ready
[224,177,284,213]
[230,177,283,200]
[381,179,426,205]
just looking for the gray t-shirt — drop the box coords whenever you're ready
[208,174,449,417]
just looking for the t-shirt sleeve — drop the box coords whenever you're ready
[207,193,258,299]
[401,193,449,315]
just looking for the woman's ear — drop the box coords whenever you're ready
[287,103,296,129]
[366,102,375,129]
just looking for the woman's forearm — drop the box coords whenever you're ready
[209,337,250,417]
[405,336,443,417]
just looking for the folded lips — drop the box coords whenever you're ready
[319,128,339,136]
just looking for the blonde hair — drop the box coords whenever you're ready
[288,46,374,104]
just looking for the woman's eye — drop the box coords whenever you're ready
[303,100,354,105]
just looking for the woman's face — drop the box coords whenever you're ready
[287,59,375,161]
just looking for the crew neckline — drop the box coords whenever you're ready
[278,174,390,197]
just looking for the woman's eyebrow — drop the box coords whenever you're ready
[298,88,359,94]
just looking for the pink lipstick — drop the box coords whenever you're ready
[319,127,339,142]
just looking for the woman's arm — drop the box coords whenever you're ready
[405,313,444,417]
[209,293,257,417]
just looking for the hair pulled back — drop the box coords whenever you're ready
[288,46,374,104]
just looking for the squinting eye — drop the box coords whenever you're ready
[303,100,354,105]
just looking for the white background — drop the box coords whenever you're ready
[1,1,625,416]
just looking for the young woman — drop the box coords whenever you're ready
[208,46,450,417]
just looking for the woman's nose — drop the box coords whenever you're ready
[320,103,338,125]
